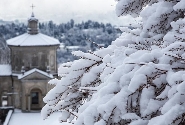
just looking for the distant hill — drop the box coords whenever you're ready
[0,19,14,25]
[0,19,123,63]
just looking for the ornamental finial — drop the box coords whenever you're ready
[30,4,35,17]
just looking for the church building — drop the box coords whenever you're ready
[0,12,60,111]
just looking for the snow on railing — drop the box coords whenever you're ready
[3,110,13,125]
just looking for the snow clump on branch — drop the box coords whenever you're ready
[42,0,185,124]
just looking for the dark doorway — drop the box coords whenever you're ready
[31,92,39,104]
[30,89,42,110]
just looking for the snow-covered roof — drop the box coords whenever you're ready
[28,12,38,22]
[18,68,53,79]
[0,64,12,76]
[7,33,60,46]
[28,16,38,22]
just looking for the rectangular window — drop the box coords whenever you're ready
[2,96,8,106]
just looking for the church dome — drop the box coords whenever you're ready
[6,13,60,47]
[7,33,60,46]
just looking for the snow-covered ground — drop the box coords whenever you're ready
[8,109,71,125]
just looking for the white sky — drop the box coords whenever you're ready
[0,0,135,26]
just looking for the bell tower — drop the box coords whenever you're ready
[27,4,38,35]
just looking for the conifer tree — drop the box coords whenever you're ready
[42,0,185,124]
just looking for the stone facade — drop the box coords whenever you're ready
[0,13,59,112]
[10,46,58,74]
[18,72,52,111]
[0,76,12,107]
[0,71,54,111]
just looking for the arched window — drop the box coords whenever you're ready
[41,54,47,70]
[15,57,18,66]
[32,54,38,67]
[50,55,54,67]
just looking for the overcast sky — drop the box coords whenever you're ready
[0,0,135,26]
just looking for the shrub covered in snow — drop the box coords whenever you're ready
[42,0,185,125]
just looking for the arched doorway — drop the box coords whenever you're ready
[30,88,42,110]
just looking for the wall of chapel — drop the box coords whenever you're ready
[9,46,58,74]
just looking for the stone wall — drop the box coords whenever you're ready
[0,75,53,111]
[0,76,12,107]
[9,46,58,74]
[21,80,48,111]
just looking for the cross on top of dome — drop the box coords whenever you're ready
[30,4,35,17]
[31,4,35,10]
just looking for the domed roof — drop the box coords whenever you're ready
[6,12,60,47]
[7,33,60,46]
